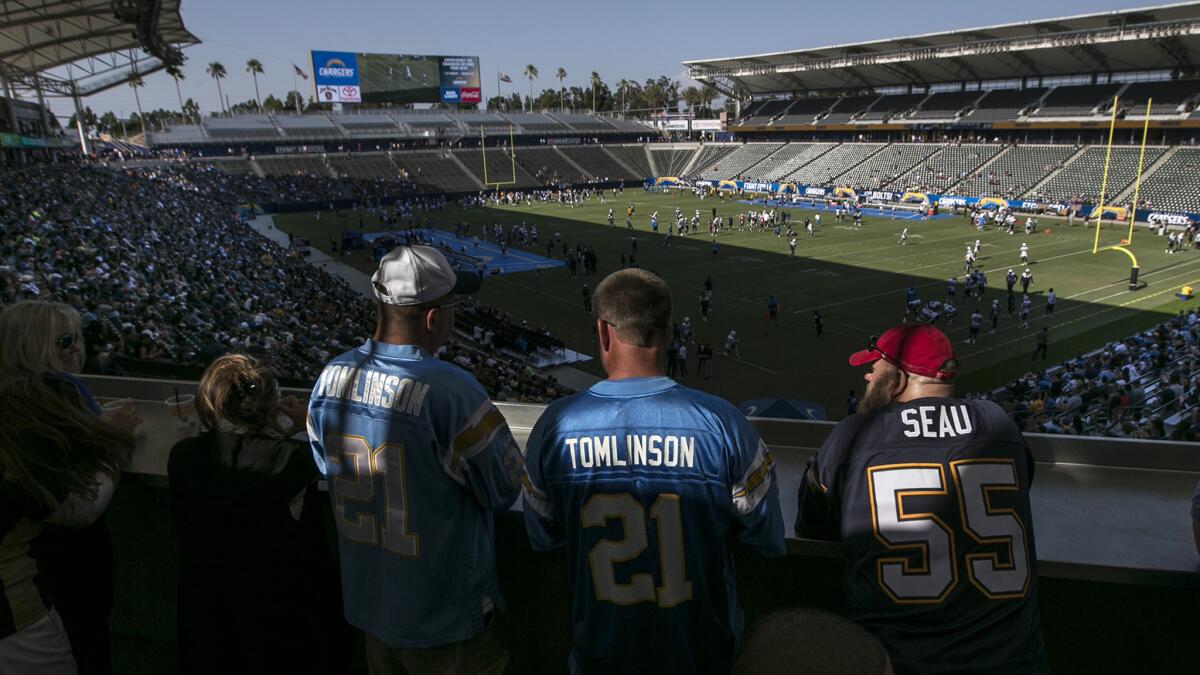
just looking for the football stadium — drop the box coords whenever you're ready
[0,1,1198,673]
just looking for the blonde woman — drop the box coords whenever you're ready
[0,301,140,428]
[168,354,341,674]
[0,300,140,675]
[0,375,132,674]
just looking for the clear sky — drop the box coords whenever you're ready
[52,0,1140,121]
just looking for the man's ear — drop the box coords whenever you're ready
[597,319,611,353]
[424,307,439,334]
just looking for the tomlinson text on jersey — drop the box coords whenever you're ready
[565,435,696,470]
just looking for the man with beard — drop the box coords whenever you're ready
[793,324,1047,675]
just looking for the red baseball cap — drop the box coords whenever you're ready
[849,324,958,380]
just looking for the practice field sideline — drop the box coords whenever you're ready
[275,191,1200,415]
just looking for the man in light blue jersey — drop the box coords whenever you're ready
[522,269,786,675]
[308,245,524,674]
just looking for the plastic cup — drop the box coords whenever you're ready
[165,395,196,426]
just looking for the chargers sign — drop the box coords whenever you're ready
[311,51,361,103]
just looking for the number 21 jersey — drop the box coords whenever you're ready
[523,376,785,675]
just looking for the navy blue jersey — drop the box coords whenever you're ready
[524,377,784,674]
[797,397,1047,675]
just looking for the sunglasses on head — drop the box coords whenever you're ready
[57,333,79,350]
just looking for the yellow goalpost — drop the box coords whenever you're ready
[1092,96,1152,291]
[479,125,518,190]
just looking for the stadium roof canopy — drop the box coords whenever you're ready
[684,2,1200,96]
[0,0,200,97]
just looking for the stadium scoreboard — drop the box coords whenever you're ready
[311,51,481,104]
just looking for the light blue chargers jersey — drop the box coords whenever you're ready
[307,340,524,648]
[522,376,785,675]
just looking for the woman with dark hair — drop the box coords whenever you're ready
[168,354,343,674]
[0,376,133,673]
[0,300,141,675]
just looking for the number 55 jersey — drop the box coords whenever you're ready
[522,376,785,675]
[796,397,1048,675]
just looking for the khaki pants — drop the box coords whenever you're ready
[365,616,508,675]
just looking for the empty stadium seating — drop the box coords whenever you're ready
[1132,147,1200,213]
[686,144,739,178]
[605,117,656,133]
[499,112,567,134]
[148,124,207,145]
[788,143,884,185]
[603,145,654,178]
[558,146,640,180]
[751,142,837,181]
[951,145,1079,199]
[696,143,782,180]
[1030,83,1122,117]
[1112,80,1200,116]
[1032,145,1168,203]
[856,93,926,122]
[818,95,881,124]
[332,113,401,135]
[739,99,791,125]
[203,115,279,140]
[890,144,1006,193]
[548,113,613,132]
[648,146,697,176]
[963,88,1047,122]
[455,112,513,138]
[773,97,839,125]
[275,114,342,140]
[906,91,983,120]
[504,146,581,184]
[391,151,479,192]
[395,112,460,137]
[458,148,541,187]
[833,143,939,189]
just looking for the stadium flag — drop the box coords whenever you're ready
[293,64,309,80]
[499,73,513,83]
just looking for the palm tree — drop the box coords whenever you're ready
[166,65,187,122]
[523,64,538,111]
[556,67,567,113]
[701,82,719,112]
[590,71,602,113]
[129,75,146,135]
[246,59,264,112]
[617,78,630,113]
[206,61,228,114]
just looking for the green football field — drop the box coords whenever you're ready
[274,191,1200,417]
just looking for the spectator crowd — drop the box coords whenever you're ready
[982,308,1200,440]
[0,160,568,403]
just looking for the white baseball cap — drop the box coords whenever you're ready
[371,245,481,306]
